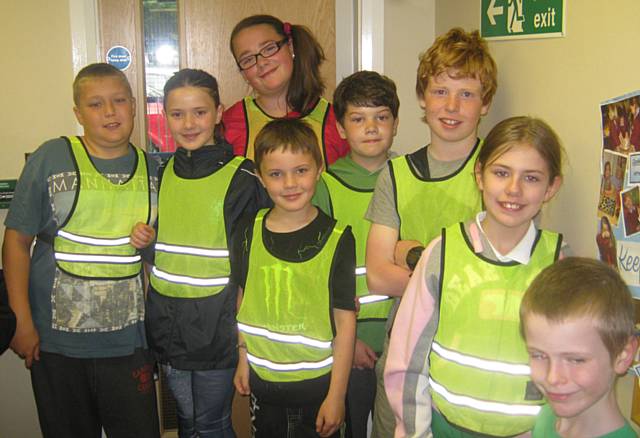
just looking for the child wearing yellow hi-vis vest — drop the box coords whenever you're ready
[312,70,399,438]
[232,119,356,438]
[4,63,160,437]
[131,69,269,437]
[385,116,571,437]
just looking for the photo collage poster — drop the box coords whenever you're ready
[597,90,640,298]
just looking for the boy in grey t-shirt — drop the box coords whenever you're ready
[3,63,160,437]
[364,28,498,437]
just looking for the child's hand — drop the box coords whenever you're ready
[233,353,251,396]
[316,394,344,437]
[394,239,423,269]
[353,339,377,370]
[10,319,40,369]
[130,222,155,249]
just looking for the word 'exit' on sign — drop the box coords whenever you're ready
[481,0,565,40]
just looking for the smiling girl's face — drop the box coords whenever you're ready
[232,24,294,99]
[476,142,561,242]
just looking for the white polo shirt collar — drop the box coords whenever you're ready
[475,212,536,265]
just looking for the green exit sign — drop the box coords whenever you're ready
[481,0,565,40]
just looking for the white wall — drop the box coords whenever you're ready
[436,0,640,429]
[0,1,77,436]
[384,0,436,154]
[335,0,357,83]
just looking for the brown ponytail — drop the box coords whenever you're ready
[230,15,326,114]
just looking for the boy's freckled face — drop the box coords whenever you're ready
[419,71,489,146]
[524,314,628,422]
[73,76,135,156]
[258,148,322,216]
[337,105,397,160]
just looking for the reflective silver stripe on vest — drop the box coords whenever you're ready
[155,243,229,258]
[238,322,332,349]
[54,253,141,263]
[429,377,540,416]
[57,230,130,246]
[355,266,366,276]
[247,352,334,371]
[359,295,391,304]
[432,342,530,375]
[151,266,229,286]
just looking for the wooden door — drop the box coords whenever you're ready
[98,0,336,152]
[96,2,337,437]
[181,0,337,109]
[98,0,146,149]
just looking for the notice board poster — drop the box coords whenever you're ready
[596,91,640,299]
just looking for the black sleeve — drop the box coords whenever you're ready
[330,226,356,311]
[0,271,16,356]
[229,212,256,290]
[139,244,155,265]
[224,159,272,241]
[244,159,273,210]
[407,145,430,177]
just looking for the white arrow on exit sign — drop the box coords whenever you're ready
[487,0,504,25]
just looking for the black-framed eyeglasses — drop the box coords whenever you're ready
[236,37,290,71]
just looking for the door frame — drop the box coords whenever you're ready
[68,0,367,91]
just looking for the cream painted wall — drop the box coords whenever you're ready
[0,1,78,180]
[436,0,640,430]
[384,0,435,154]
[0,2,77,437]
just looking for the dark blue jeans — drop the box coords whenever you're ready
[162,365,235,438]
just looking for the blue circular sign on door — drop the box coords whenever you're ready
[106,45,132,71]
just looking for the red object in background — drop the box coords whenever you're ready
[146,100,176,152]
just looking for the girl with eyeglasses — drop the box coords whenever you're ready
[223,14,349,166]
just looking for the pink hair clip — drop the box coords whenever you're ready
[283,22,292,37]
